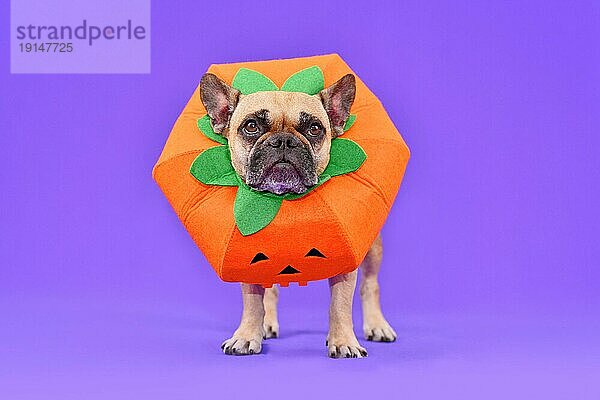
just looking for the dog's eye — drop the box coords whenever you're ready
[243,119,260,135]
[307,123,323,137]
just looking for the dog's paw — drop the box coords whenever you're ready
[221,334,262,356]
[263,319,279,339]
[326,333,367,358]
[327,342,368,359]
[363,318,397,342]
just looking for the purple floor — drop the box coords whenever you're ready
[2,285,598,399]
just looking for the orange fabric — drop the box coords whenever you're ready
[153,54,410,287]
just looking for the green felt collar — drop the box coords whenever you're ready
[190,67,366,236]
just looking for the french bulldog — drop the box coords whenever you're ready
[199,73,396,358]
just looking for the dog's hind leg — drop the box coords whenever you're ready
[360,234,397,342]
[221,284,265,355]
[263,286,279,338]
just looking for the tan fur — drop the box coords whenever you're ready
[221,284,265,355]
[360,234,397,342]
[263,286,279,338]
[222,234,394,357]
[327,270,367,358]
[225,91,332,179]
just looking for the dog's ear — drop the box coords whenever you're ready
[199,73,240,134]
[319,74,356,137]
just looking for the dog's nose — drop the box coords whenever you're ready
[265,133,301,149]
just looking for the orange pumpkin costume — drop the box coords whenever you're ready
[153,54,410,288]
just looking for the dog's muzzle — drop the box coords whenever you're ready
[247,132,318,195]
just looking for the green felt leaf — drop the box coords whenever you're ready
[234,185,283,236]
[197,115,227,144]
[232,68,279,94]
[344,114,357,131]
[231,174,331,234]
[280,66,325,95]
[322,138,366,177]
[190,146,238,186]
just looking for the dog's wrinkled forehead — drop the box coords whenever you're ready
[229,91,331,135]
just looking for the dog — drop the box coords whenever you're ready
[199,73,396,358]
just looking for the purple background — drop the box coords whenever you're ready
[1,1,599,399]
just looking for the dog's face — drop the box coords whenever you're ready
[199,73,356,195]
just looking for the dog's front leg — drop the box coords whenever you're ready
[263,286,279,338]
[221,284,265,355]
[327,270,367,358]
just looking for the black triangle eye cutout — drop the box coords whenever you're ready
[305,248,326,258]
[250,252,269,264]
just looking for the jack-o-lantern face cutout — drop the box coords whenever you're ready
[249,248,327,278]
[305,248,326,258]
[250,253,269,264]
